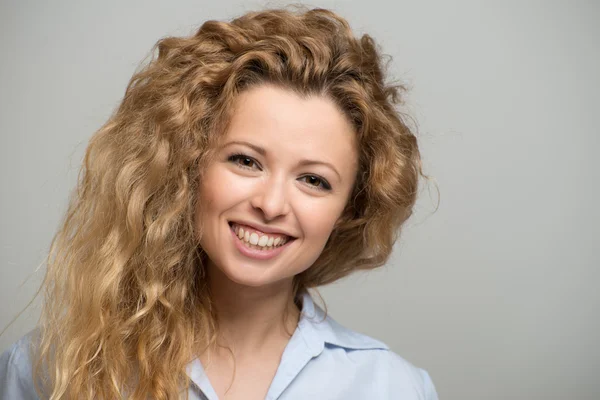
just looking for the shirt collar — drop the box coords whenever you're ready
[185,291,388,399]
[297,291,389,352]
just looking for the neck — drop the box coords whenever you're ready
[206,263,301,356]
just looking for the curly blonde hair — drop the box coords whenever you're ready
[33,6,429,399]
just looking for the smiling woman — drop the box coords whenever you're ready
[0,5,437,400]
[196,86,358,291]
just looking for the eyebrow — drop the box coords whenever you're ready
[223,140,342,181]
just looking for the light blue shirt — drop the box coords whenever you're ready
[1,293,438,399]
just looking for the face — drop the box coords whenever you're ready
[195,84,358,289]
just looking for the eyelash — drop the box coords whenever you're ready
[227,153,332,191]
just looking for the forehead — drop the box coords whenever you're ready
[223,85,357,167]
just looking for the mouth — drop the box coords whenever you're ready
[228,221,295,248]
[227,221,296,259]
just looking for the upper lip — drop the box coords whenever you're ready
[229,220,296,238]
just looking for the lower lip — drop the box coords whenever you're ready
[229,224,294,260]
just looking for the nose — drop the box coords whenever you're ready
[249,174,291,221]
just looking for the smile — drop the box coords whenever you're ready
[231,222,290,247]
[228,222,296,260]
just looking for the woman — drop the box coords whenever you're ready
[0,6,438,400]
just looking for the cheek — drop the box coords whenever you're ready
[195,170,226,234]
[202,167,257,207]
[197,169,236,212]
[296,199,345,242]
[195,168,254,239]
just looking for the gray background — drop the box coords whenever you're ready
[1,1,598,399]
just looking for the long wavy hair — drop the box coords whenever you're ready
[33,6,430,399]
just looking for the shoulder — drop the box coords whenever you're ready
[349,347,438,400]
[298,294,438,399]
[0,329,42,400]
[323,319,438,399]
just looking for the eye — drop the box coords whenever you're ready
[299,175,332,191]
[228,153,261,170]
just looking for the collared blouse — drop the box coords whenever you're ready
[0,293,438,399]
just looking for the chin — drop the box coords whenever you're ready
[220,260,298,290]
[225,271,267,287]
[210,259,274,287]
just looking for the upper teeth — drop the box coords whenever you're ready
[233,224,289,247]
